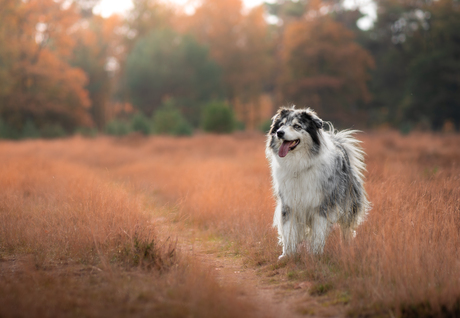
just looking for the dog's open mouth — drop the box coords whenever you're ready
[278,139,300,157]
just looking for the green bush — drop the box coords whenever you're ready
[131,112,152,135]
[201,101,236,133]
[22,120,41,139]
[153,103,193,136]
[75,126,98,138]
[0,118,21,139]
[40,124,67,139]
[173,120,193,136]
[399,122,413,135]
[105,119,132,136]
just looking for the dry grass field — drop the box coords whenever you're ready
[0,140,265,318]
[1,131,459,317]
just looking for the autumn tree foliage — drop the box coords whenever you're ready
[280,11,374,125]
[125,29,222,124]
[72,15,123,129]
[1,0,459,136]
[0,0,92,133]
[125,0,175,46]
[124,0,271,124]
[183,0,272,109]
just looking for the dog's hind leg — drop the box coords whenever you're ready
[340,223,357,244]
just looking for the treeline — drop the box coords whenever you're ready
[0,0,458,139]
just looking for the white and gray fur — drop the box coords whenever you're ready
[266,106,370,258]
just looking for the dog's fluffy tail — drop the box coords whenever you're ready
[334,130,366,179]
[324,123,366,179]
[326,124,371,226]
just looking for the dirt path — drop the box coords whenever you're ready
[152,214,348,318]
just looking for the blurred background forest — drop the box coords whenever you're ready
[0,0,459,139]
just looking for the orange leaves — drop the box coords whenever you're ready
[23,0,81,57]
[178,0,272,129]
[188,0,244,46]
[296,76,343,90]
[281,15,374,122]
[0,0,94,130]
[183,0,271,101]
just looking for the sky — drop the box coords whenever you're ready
[93,0,376,30]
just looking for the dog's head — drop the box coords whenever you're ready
[268,107,323,158]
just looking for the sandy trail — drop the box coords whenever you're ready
[152,214,347,318]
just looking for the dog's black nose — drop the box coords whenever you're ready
[277,130,285,138]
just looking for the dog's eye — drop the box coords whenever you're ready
[293,124,301,130]
[279,122,284,127]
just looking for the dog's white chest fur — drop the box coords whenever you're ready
[271,142,335,213]
[272,159,324,212]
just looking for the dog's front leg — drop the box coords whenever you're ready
[309,214,331,254]
[277,204,296,259]
[274,203,285,259]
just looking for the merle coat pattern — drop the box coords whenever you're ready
[266,107,370,257]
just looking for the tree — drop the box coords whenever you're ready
[264,0,376,126]
[403,0,460,130]
[124,0,175,53]
[362,0,460,130]
[74,0,101,17]
[281,16,374,125]
[125,29,222,125]
[183,0,272,127]
[0,0,92,132]
[72,15,123,129]
[360,0,427,127]
[265,0,308,22]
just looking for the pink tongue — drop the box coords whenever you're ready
[279,141,293,158]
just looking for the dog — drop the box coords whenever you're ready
[266,106,370,258]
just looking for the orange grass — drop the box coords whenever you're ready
[0,259,258,318]
[0,156,155,266]
[0,141,268,318]
[336,132,460,314]
[1,132,459,316]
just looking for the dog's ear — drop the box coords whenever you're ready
[269,107,292,135]
[300,109,323,130]
[278,107,292,118]
[273,107,292,121]
[312,117,323,129]
[268,114,280,135]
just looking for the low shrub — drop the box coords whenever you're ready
[21,120,41,139]
[309,282,334,296]
[131,112,152,135]
[1,119,69,139]
[153,103,193,136]
[40,124,66,139]
[75,126,98,138]
[105,119,132,136]
[0,118,21,139]
[201,101,236,133]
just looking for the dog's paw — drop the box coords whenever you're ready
[278,254,286,260]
